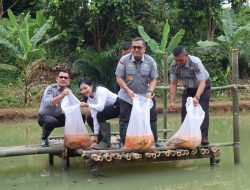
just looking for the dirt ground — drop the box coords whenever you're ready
[0,100,249,121]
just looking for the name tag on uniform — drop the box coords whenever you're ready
[127,75,134,81]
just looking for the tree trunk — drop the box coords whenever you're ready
[207,16,216,41]
[0,0,3,19]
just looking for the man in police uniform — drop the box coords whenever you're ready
[169,46,211,145]
[122,41,132,56]
[38,70,71,147]
[114,41,132,94]
[115,37,159,147]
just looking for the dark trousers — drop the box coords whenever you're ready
[38,114,65,139]
[86,99,120,132]
[119,98,157,122]
[181,85,211,140]
[119,98,158,144]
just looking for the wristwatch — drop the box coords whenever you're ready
[195,96,200,100]
[147,90,155,97]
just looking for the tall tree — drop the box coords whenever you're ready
[0,0,3,18]
[229,0,248,13]
[166,0,223,42]
[42,0,169,51]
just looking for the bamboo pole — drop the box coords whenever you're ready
[200,149,206,155]
[0,145,63,157]
[121,153,131,160]
[232,49,240,164]
[131,153,142,159]
[103,153,112,162]
[164,150,171,157]
[180,150,186,156]
[170,150,176,157]
[184,150,189,156]
[205,149,210,154]
[74,143,228,158]
[155,152,161,158]
[144,153,152,158]
[176,151,182,157]
[162,53,168,139]
[157,84,248,91]
[191,149,197,155]
[151,153,157,159]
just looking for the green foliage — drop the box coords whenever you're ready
[42,0,169,51]
[138,20,185,82]
[0,9,62,106]
[166,0,223,43]
[192,47,227,87]
[0,82,22,107]
[0,70,18,84]
[217,9,250,53]
[70,45,120,91]
[216,8,250,79]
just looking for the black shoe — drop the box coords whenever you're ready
[155,142,161,147]
[201,138,209,146]
[40,138,49,147]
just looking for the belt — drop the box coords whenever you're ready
[185,79,211,90]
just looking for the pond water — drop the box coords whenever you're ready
[0,112,249,190]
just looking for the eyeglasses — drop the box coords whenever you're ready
[58,76,69,79]
[132,46,144,50]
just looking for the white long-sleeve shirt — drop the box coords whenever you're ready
[87,86,117,134]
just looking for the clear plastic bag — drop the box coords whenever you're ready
[124,95,155,152]
[61,92,92,149]
[166,97,205,149]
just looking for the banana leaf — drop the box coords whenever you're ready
[159,20,170,52]
[166,29,185,53]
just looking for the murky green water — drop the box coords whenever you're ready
[0,112,250,190]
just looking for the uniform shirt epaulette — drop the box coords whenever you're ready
[171,61,178,67]
[51,83,57,88]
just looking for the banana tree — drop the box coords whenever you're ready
[0,9,61,106]
[216,8,250,82]
[138,20,185,84]
[138,20,185,137]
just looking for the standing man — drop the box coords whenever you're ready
[169,46,211,145]
[122,41,132,56]
[115,37,159,147]
[114,41,132,94]
[38,70,71,147]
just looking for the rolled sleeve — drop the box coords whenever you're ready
[194,61,206,81]
[43,86,54,107]
[115,57,126,77]
[149,61,159,79]
[170,64,177,81]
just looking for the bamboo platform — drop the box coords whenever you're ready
[0,134,221,176]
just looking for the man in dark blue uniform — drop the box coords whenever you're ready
[169,46,211,145]
[38,70,71,147]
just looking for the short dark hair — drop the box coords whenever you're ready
[57,69,70,78]
[173,46,187,56]
[122,41,132,50]
[132,37,146,47]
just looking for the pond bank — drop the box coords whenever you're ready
[0,100,250,121]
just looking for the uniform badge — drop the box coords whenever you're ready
[194,68,200,73]
[127,75,134,81]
